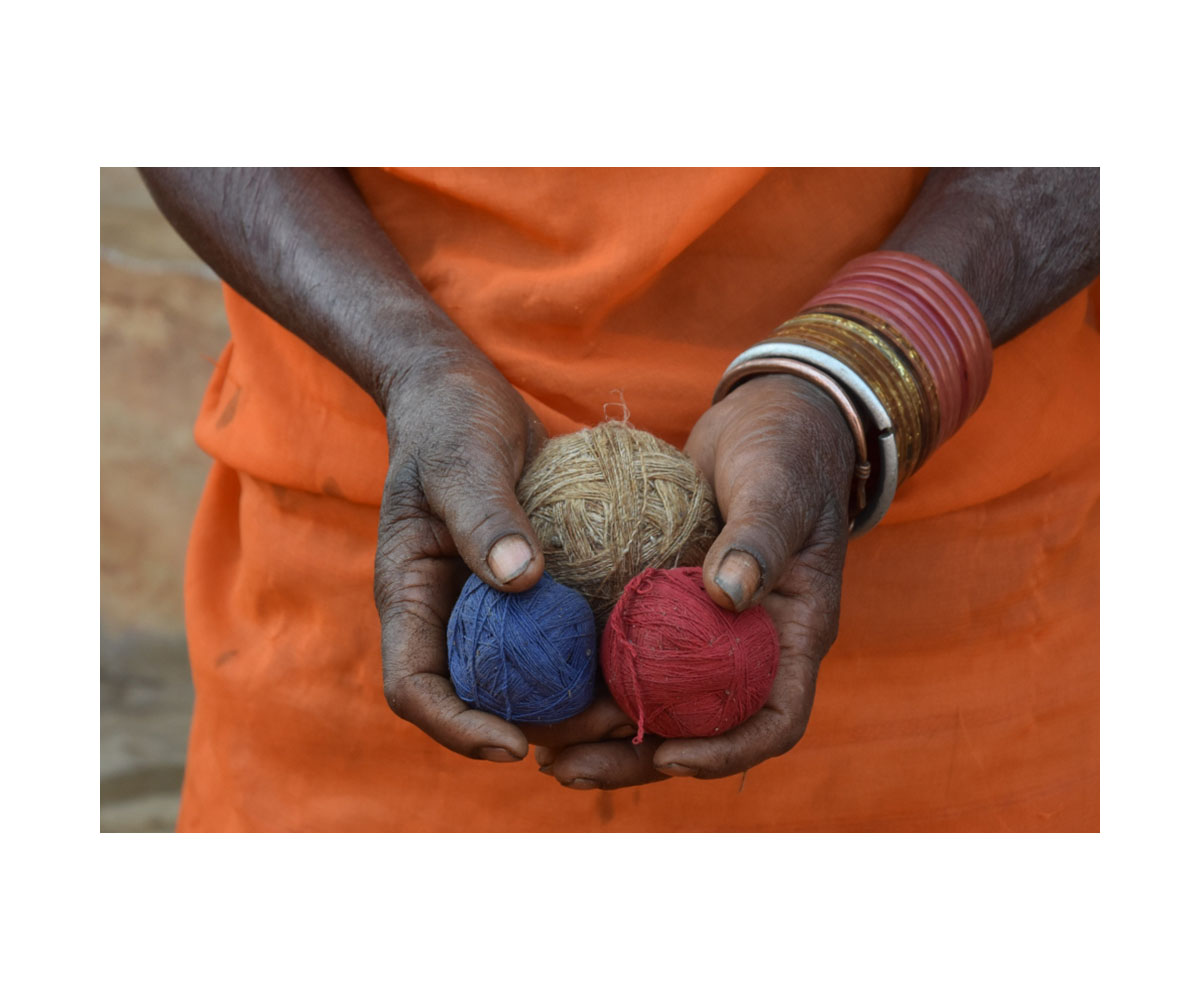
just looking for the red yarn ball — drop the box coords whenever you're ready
[601,566,780,742]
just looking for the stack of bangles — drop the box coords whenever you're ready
[713,250,993,535]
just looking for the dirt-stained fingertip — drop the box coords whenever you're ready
[713,549,763,611]
[486,534,534,583]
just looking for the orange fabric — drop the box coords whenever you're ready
[178,168,1098,831]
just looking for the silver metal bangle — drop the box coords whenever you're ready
[716,341,899,535]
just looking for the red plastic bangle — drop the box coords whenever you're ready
[805,277,964,450]
[869,252,991,414]
[807,277,964,449]
[866,254,990,416]
[802,251,991,445]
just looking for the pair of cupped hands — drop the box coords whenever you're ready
[377,329,855,791]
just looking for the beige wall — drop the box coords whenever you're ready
[100,168,229,831]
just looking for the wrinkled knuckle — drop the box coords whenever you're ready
[373,548,414,606]
[381,458,425,513]
[376,504,450,574]
[375,584,444,636]
[752,705,806,761]
[384,671,459,728]
[383,672,420,721]
[792,607,839,657]
[788,585,842,654]
[374,533,412,582]
[373,567,402,612]
[383,479,424,513]
[416,444,465,489]
[788,615,831,654]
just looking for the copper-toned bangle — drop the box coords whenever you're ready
[713,357,872,522]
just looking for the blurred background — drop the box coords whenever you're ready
[100,168,228,831]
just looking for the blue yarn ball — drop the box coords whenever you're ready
[447,572,597,724]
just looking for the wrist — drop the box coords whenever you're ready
[715,251,990,534]
[799,250,991,450]
[351,296,478,415]
[881,168,1099,345]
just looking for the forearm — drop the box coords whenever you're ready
[139,167,472,408]
[882,167,1100,345]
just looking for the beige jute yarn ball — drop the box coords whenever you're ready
[516,419,721,624]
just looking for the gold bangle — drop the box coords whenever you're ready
[771,313,930,484]
[806,305,942,460]
[782,316,931,480]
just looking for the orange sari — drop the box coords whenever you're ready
[178,168,1098,831]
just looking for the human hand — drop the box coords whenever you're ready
[375,335,549,764]
[137,166,641,768]
[533,374,855,788]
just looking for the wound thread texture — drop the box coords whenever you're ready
[448,572,597,724]
[516,420,720,627]
[602,566,780,742]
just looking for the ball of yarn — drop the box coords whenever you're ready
[517,420,720,625]
[602,566,780,742]
[448,572,597,724]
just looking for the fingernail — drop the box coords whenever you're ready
[609,724,636,740]
[715,550,761,610]
[487,534,533,583]
[479,745,521,763]
[534,746,556,767]
[565,777,599,790]
[657,762,697,777]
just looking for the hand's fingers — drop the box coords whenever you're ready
[390,672,531,763]
[540,736,672,791]
[665,375,854,778]
[522,692,636,760]
[376,459,528,761]
[686,375,854,613]
[652,686,808,781]
[419,411,547,594]
[702,506,795,614]
[700,448,815,612]
[653,540,844,779]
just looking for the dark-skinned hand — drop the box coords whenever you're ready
[533,374,855,789]
[140,167,573,767]
[373,339,558,763]
[142,167,1097,790]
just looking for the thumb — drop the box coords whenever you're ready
[702,474,811,614]
[690,374,856,614]
[420,431,547,593]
